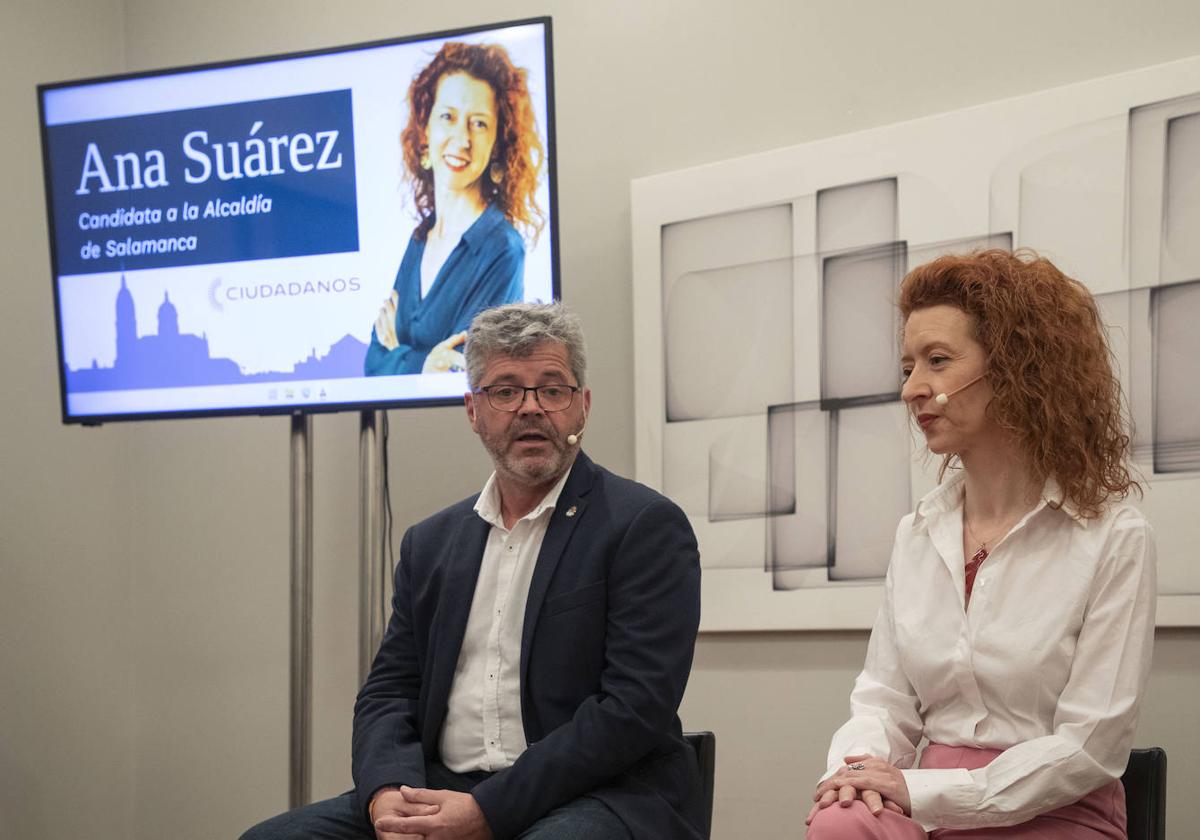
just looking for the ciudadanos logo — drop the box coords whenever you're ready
[48,90,359,277]
[208,275,362,312]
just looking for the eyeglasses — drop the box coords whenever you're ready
[474,384,580,412]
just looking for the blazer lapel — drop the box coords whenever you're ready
[423,510,490,745]
[519,454,597,684]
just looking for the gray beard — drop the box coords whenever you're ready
[487,432,570,488]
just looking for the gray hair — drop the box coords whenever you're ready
[465,302,587,388]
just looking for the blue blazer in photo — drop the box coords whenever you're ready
[364,203,524,376]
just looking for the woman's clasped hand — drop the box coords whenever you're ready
[806,755,911,825]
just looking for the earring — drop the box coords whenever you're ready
[420,148,431,171]
[489,162,504,185]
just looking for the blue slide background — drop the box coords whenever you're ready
[46,90,358,276]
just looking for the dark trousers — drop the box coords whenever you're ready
[239,762,632,840]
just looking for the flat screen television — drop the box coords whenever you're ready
[38,17,557,424]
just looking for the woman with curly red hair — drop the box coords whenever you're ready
[366,42,545,376]
[807,250,1156,839]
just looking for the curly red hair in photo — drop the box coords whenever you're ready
[401,42,545,242]
[899,249,1139,518]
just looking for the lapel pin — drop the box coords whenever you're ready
[565,505,577,518]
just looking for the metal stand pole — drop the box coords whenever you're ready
[289,413,313,809]
[358,410,387,683]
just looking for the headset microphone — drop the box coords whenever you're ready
[935,374,985,406]
[566,416,587,446]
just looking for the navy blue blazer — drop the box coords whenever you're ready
[351,452,705,839]
[364,203,524,376]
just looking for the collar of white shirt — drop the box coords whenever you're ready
[473,466,573,530]
[911,469,1089,533]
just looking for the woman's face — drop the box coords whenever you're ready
[900,304,997,458]
[425,71,498,195]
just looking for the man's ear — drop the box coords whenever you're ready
[464,390,479,432]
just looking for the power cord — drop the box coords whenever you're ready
[380,410,394,628]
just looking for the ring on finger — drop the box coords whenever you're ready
[848,761,866,770]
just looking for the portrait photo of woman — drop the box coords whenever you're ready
[365,41,545,376]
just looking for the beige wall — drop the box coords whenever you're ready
[0,1,134,837]
[3,1,1198,838]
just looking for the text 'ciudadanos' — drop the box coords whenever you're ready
[44,89,359,276]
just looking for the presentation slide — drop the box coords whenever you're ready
[39,19,555,422]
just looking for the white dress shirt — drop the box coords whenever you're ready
[825,470,1157,831]
[439,468,570,773]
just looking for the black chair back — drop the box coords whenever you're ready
[684,731,716,839]
[1122,747,1166,840]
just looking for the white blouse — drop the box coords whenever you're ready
[824,470,1157,831]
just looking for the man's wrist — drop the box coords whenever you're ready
[368,785,401,822]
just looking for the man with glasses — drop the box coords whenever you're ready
[242,303,704,840]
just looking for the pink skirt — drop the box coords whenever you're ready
[806,743,1126,839]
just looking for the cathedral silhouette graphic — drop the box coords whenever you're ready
[65,275,368,392]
